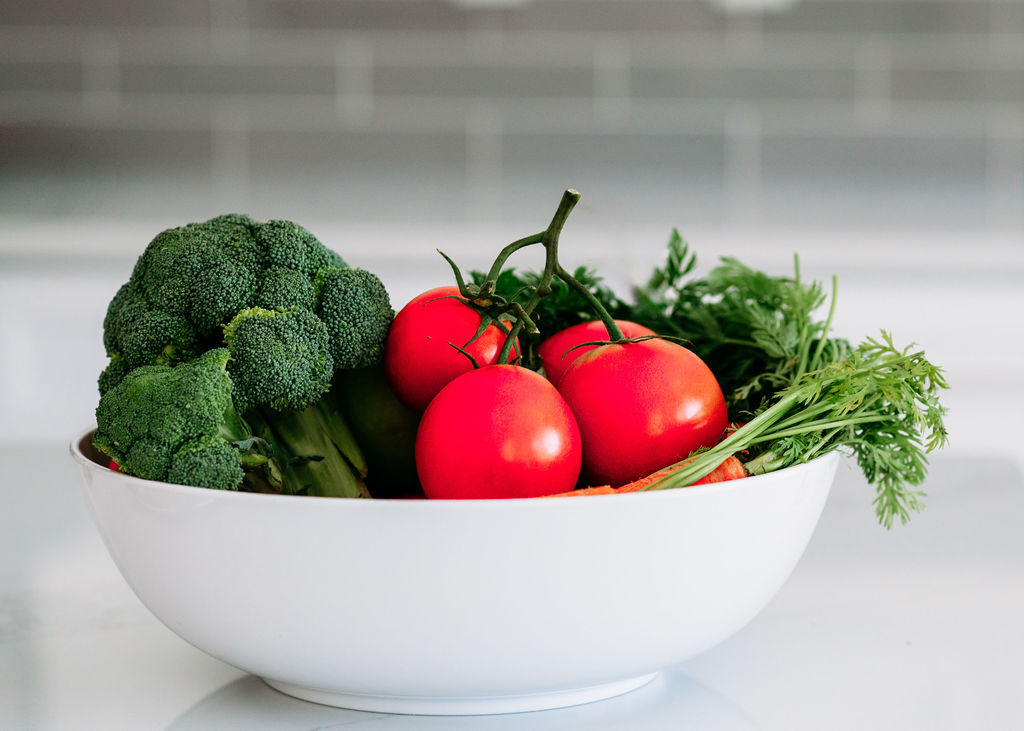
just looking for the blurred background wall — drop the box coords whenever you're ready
[1,0,1022,459]
[2,0,1023,228]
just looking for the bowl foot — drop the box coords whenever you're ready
[262,672,659,715]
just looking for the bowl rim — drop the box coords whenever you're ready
[70,425,841,510]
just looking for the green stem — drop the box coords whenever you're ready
[555,264,626,341]
[246,402,370,498]
[497,189,581,363]
[482,232,545,292]
[808,274,839,371]
[754,413,887,440]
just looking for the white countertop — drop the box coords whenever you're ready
[2,442,1022,730]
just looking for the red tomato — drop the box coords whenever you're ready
[538,319,656,386]
[557,338,728,487]
[384,286,518,411]
[415,365,582,499]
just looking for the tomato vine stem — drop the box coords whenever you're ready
[496,189,581,363]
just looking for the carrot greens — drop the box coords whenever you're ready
[646,332,948,528]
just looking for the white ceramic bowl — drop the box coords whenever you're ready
[70,427,838,715]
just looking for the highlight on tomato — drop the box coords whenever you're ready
[538,319,656,386]
[556,337,729,488]
[384,286,518,411]
[415,365,582,499]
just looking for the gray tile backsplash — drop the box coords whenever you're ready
[1,0,1022,230]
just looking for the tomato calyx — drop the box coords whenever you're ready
[559,333,686,358]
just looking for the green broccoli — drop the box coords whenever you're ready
[221,305,373,498]
[223,307,334,413]
[96,213,395,497]
[315,267,394,370]
[101,283,201,375]
[256,219,346,275]
[255,266,316,311]
[100,213,391,394]
[93,349,278,491]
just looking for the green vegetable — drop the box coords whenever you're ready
[625,231,852,418]
[95,214,394,496]
[223,307,334,413]
[334,364,422,498]
[315,267,394,370]
[93,349,276,491]
[647,333,948,529]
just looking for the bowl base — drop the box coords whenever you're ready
[262,672,659,715]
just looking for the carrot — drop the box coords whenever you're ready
[543,455,748,498]
[545,485,618,498]
[690,454,748,485]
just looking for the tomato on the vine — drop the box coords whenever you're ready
[538,319,656,386]
[556,338,728,487]
[384,286,518,411]
[415,365,582,499]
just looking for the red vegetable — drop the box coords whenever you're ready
[556,338,729,487]
[108,459,121,472]
[415,365,582,499]
[544,455,748,497]
[384,286,518,411]
[537,319,656,386]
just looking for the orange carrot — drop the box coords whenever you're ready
[543,455,748,498]
[544,485,619,498]
[690,455,748,485]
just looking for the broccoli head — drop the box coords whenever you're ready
[93,348,267,490]
[100,214,391,397]
[223,307,334,413]
[96,214,394,498]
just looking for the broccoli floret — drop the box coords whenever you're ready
[130,221,261,336]
[256,219,346,275]
[223,307,333,413]
[220,306,370,498]
[315,267,394,370]
[93,349,275,490]
[167,436,245,491]
[103,283,201,371]
[255,266,316,311]
[97,354,131,397]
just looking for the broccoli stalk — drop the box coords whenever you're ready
[245,400,370,498]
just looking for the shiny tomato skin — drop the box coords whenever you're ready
[538,319,656,386]
[557,338,728,487]
[384,286,516,411]
[415,365,582,499]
